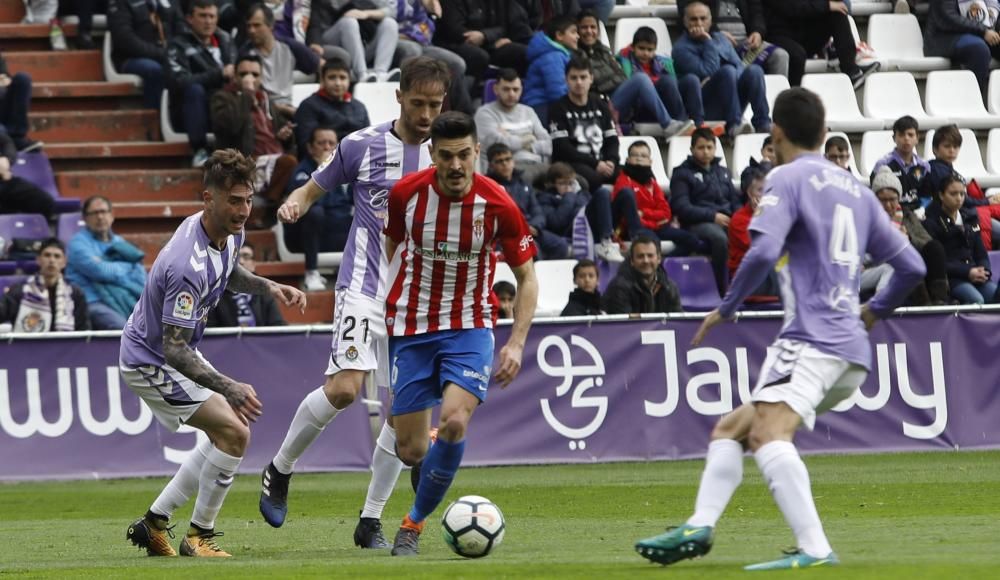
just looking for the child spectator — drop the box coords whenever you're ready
[871,115,930,213]
[824,136,851,171]
[294,58,371,148]
[760,135,775,164]
[537,162,624,263]
[923,173,998,304]
[522,15,579,125]
[615,26,698,137]
[561,258,604,316]
[729,160,778,296]
[493,281,516,319]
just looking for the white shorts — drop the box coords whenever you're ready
[119,352,216,432]
[326,288,389,387]
[751,339,868,430]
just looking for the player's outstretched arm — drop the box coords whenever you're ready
[228,264,307,312]
[162,323,263,424]
[277,179,327,224]
[495,260,538,388]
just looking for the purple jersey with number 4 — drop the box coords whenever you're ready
[120,212,244,367]
[750,154,911,369]
[311,121,432,300]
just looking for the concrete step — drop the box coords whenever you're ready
[0,22,78,51]
[29,110,161,143]
[32,81,143,112]
[57,169,202,203]
[280,289,334,324]
[5,50,102,82]
[45,141,192,171]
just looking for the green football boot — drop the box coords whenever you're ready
[635,524,713,566]
[744,549,840,571]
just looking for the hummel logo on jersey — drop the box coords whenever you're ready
[375,161,401,168]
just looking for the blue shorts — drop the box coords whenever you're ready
[389,328,495,416]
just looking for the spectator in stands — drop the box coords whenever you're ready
[167,0,236,167]
[0,133,54,218]
[536,162,623,262]
[107,0,183,110]
[0,238,89,332]
[434,0,534,80]
[761,0,879,88]
[294,59,370,149]
[869,167,950,306]
[208,241,287,327]
[678,0,789,77]
[493,280,516,318]
[615,26,699,137]
[487,143,566,259]
[271,0,311,45]
[611,140,705,255]
[871,115,930,214]
[759,134,776,163]
[66,196,146,330]
[925,0,1000,97]
[671,126,741,296]
[475,68,551,183]
[824,136,851,171]
[924,173,998,304]
[729,159,778,295]
[55,0,103,49]
[673,1,770,141]
[0,51,40,152]
[522,15,579,125]
[560,258,603,316]
[284,126,352,291]
[308,0,401,83]
[602,234,682,314]
[243,3,320,116]
[395,0,473,114]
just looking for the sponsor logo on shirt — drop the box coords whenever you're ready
[173,292,195,320]
[415,242,482,262]
[519,235,533,252]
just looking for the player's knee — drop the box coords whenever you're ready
[215,421,251,454]
[438,414,469,442]
[327,388,357,410]
[747,424,775,453]
[396,441,428,466]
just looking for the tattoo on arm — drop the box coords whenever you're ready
[227,264,275,296]
[162,323,244,404]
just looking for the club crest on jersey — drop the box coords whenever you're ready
[345,346,359,361]
[173,292,195,320]
[473,214,485,239]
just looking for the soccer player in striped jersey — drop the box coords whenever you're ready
[259,56,451,549]
[384,112,538,556]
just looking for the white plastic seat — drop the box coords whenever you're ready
[665,135,727,178]
[923,128,1000,187]
[599,20,610,49]
[859,130,896,177]
[989,70,1000,115]
[292,83,319,108]
[613,17,671,56]
[533,260,579,317]
[293,70,315,84]
[160,90,185,143]
[801,74,883,132]
[744,74,789,124]
[618,136,669,187]
[825,131,867,183]
[731,133,770,177]
[986,129,1000,175]
[352,82,399,126]
[862,72,950,129]
[272,222,343,269]
[103,33,141,86]
[925,70,1000,130]
[867,13,951,73]
[493,260,517,288]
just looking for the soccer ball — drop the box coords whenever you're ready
[441,495,505,558]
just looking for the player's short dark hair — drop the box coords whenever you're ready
[936,172,966,198]
[431,111,477,143]
[188,0,217,14]
[400,56,451,94]
[546,15,577,39]
[310,125,337,143]
[487,142,513,162]
[690,127,715,147]
[932,124,962,149]
[82,195,112,215]
[892,115,919,136]
[493,280,516,298]
[39,237,65,254]
[497,68,520,83]
[629,234,661,259]
[203,149,257,194]
[547,162,576,183]
[762,135,773,148]
[236,51,263,70]
[632,26,658,47]
[772,87,826,150]
[825,136,849,153]
[627,140,651,156]
[566,55,592,75]
[321,57,351,78]
[573,258,598,278]
[245,2,274,26]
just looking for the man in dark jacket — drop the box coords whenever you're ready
[293,58,370,149]
[602,235,682,314]
[671,127,741,296]
[167,0,236,167]
[0,51,39,152]
[107,0,184,110]
[207,242,287,327]
[434,0,534,79]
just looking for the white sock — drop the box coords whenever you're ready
[754,441,833,558]
[273,387,341,475]
[151,438,212,519]
[687,439,744,527]
[190,445,243,531]
[360,422,404,519]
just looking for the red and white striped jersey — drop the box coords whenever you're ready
[384,168,535,336]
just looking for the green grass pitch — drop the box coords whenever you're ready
[2,451,999,578]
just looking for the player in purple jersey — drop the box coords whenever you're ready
[259,56,451,549]
[635,88,926,571]
[121,150,307,558]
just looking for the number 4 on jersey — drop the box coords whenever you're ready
[829,204,859,279]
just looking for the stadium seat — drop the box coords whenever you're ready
[986,129,1000,176]
[662,256,721,311]
[866,13,951,73]
[744,74,789,125]
[271,222,343,269]
[0,275,27,296]
[57,214,85,245]
[731,133,770,177]
[533,260,578,317]
[0,214,50,273]
[571,205,594,260]
[102,33,142,86]
[160,90,215,145]
[293,70,315,84]
[292,83,318,108]
[483,79,497,105]
[10,153,78,214]
[599,20,610,49]
[825,131,867,183]
[618,136,669,187]
[859,130,895,177]
[989,70,1000,115]
[862,72,950,129]
[493,260,516,288]
[801,74,883,132]
[923,128,1000,188]
[925,70,1000,130]
[665,135,726,178]
[353,82,400,126]
[989,251,1000,277]
[613,18,671,56]
[851,1,893,16]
